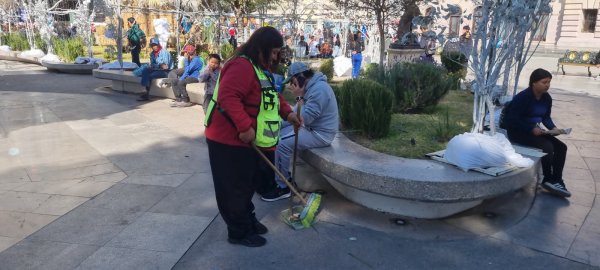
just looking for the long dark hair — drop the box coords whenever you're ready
[235,26,283,68]
[529,68,552,88]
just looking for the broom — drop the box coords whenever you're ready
[252,143,321,229]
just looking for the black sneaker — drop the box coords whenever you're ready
[137,94,149,101]
[542,180,572,198]
[253,221,268,235]
[260,187,291,202]
[227,234,266,247]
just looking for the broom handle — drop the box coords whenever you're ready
[291,98,303,185]
[252,144,308,205]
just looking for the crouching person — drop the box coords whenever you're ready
[166,44,203,107]
[261,62,339,201]
[138,37,173,101]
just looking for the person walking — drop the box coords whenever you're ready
[504,68,571,197]
[261,62,339,201]
[203,26,302,247]
[126,17,146,67]
[137,37,172,101]
[199,54,222,113]
[165,44,203,107]
[351,34,363,79]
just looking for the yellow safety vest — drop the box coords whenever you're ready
[204,56,281,148]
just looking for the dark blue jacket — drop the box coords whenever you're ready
[506,87,556,133]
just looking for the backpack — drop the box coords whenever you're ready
[499,101,512,129]
[139,32,147,49]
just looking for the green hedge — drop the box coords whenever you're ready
[52,37,85,62]
[1,33,30,51]
[319,58,333,82]
[334,79,394,139]
[220,42,234,61]
[365,62,452,113]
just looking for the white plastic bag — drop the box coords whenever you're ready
[0,45,11,52]
[333,56,352,77]
[40,53,61,63]
[444,132,533,171]
[18,49,45,58]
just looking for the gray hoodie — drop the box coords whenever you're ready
[296,72,339,143]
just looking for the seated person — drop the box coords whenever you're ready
[138,37,173,101]
[165,44,203,107]
[261,62,340,201]
[504,68,571,198]
[199,54,222,113]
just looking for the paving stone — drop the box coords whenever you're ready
[0,236,20,253]
[27,162,122,182]
[0,211,58,238]
[0,239,99,270]
[0,191,51,212]
[0,167,30,184]
[11,179,85,194]
[0,182,26,191]
[567,230,600,267]
[33,195,89,216]
[75,247,180,270]
[121,173,192,187]
[565,178,596,193]
[563,167,595,182]
[27,206,141,245]
[82,171,128,183]
[20,156,111,174]
[57,181,116,198]
[149,173,218,217]
[106,212,211,253]
[84,183,173,213]
[565,190,596,208]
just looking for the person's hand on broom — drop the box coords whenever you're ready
[287,110,303,133]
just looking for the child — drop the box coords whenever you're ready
[199,54,222,113]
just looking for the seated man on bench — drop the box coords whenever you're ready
[138,37,173,101]
[164,44,203,107]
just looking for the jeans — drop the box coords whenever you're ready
[131,46,141,67]
[274,124,331,188]
[141,68,168,88]
[168,68,199,102]
[351,53,362,79]
[508,129,567,181]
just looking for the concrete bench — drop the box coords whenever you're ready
[0,50,42,65]
[92,69,205,104]
[557,50,599,77]
[42,61,99,74]
[300,133,541,219]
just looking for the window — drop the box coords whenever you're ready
[582,9,598,33]
[472,6,483,33]
[449,15,461,36]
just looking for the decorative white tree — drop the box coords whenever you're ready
[21,0,63,53]
[73,0,95,57]
[468,0,552,135]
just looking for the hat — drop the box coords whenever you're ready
[181,44,195,54]
[149,37,160,46]
[282,62,310,84]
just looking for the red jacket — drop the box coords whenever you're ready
[205,57,293,148]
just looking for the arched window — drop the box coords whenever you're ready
[448,7,462,36]
[472,6,483,33]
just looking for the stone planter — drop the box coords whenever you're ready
[387,48,423,67]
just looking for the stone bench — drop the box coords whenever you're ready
[42,61,99,74]
[92,69,205,104]
[0,50,42,65]
[557,50,599,77]
[300,133,541,219]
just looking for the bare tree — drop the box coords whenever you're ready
[332,0,400,66]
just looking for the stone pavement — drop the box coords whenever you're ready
[0,58,599,269]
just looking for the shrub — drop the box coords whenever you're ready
[34,33,47,53]
[2,33,30,51]
[362,62,385,82]
[53,37,85,62]
[199,51,209,63]
[441,51,467,78]
[334,79,394,139]
[319,58,334,81]
[103,45,116,62]
[220,42,234,61]
[384,62,453,113]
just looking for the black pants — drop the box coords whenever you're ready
[508,129,567,182]
[168,68,199,102]
[207,139,275,239]
[131,46,141,67]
